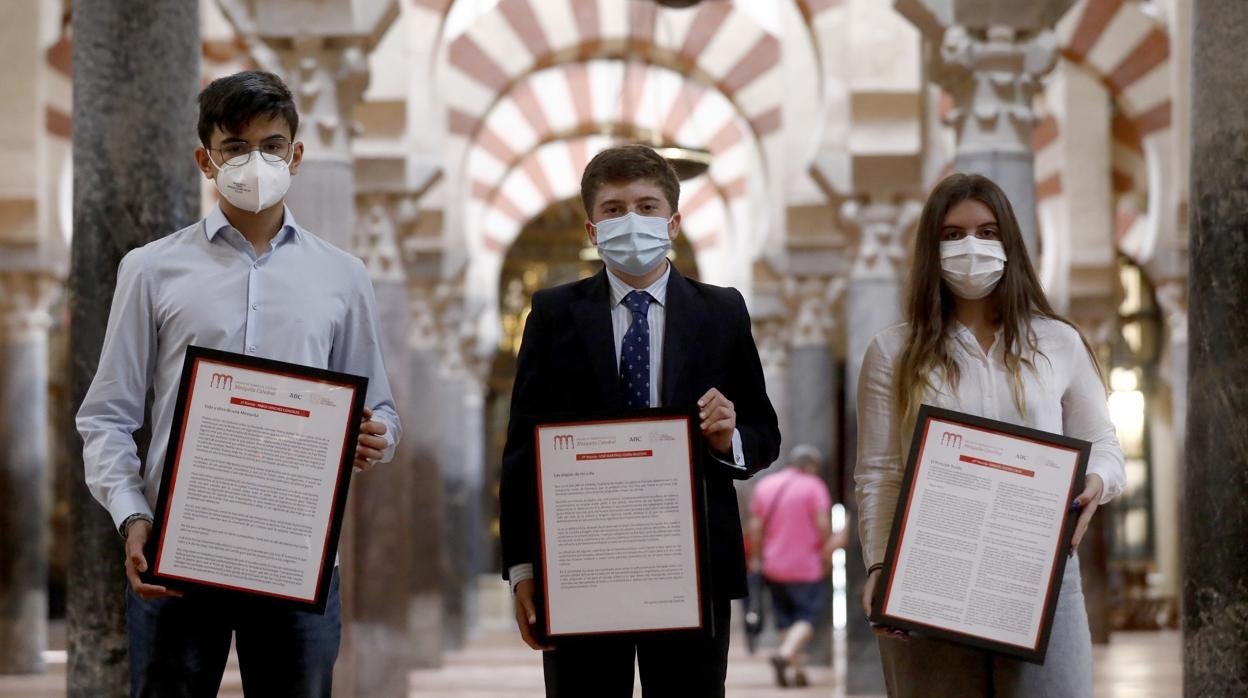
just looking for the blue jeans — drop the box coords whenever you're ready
[126,569,341,698]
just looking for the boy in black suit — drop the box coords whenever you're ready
[499,144,781,697]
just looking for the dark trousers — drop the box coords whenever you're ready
[542,595,731,698]
[126,569,341,698]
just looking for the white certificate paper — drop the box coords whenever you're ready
[535,415,704,637]
[873,406,1088,662]
[148,348,364,610]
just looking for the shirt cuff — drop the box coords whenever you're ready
[108,488,154,533]
[710,429,746,470]
[509,563,534,596]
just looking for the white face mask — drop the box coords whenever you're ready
[592,212,674,277]
[940,237,1007,299]
[210,153,291,213]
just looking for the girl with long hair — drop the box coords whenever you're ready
[854,173,1125,696]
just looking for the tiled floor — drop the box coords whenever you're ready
[0,625,1181,697]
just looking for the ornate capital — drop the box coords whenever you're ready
[1154,280,1188,345]
[216,0,398,161]
[752,316,792,374]
[0,268,61,341]
[784,275,847,349]
[932,25,1059,155]
[427,280,489,385]
[353,193,407,284]
[842,198,921,281]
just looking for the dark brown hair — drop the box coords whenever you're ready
[197,71,299,147]
[894,173,1101,426]
[580,144,680,215]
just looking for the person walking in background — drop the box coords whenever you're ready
[854,173,1123,697]
[748,444,844,688]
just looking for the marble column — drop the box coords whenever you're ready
[397,205,448,668]
[1184,1,1248,693]
[343,195,415,697]
[404,290,446,666]
[841,198,919,695]
[785,273,845,667]
[0,265,59,674]
[68,1,200,694]
[895,0,1073,255]
[434,284,488,650]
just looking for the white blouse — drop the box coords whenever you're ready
[854,318,1125,570]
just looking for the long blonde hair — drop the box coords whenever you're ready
[895,174,1101,429]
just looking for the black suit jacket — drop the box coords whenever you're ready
[498,265,781,599]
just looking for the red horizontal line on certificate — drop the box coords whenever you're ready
[229,396,311,418]
[575,450,654,461]
[959,454,1034,478]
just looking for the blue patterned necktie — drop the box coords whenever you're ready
[619,290,654,409]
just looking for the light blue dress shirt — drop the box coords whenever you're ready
[77,204,401,531]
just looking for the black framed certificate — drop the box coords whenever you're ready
[532,410,712,640]
[142,346,368,613]
[870,405,1090,663]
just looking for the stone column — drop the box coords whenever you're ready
[0,264,60,674]
[343,194,415,697]
[841,197,919,696]
[434,281,489,650]
[68,2,200,694]
[896,0,1073,254]
[784,272,845,667]
[396,203,448,668]
[1185,1,1248,693]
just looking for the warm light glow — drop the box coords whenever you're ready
[1108,389,1146,456]
[1110,367,1140,392]
[832,503,847,630]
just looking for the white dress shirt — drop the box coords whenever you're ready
[77,204,401,532]
[508,262,743,592]
[854,318,1125,570]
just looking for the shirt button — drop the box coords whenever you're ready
[253,262,260,270]
[251,303,258,310]
[248,345,256,353]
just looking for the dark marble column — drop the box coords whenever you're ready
[341,275,414,698]
[840,199,917,695]
[786,344,839,667]
[1184,2,1248,694]
[404,343,446,667]
[0,266,59,674]
[436,369,487,650]
[68,1,200,694]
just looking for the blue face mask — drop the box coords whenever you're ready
[592,212,674,276]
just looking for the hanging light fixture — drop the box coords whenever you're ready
[651,145,712,180]
[653,0,704,7]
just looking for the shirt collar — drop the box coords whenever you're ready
[203,203,300,245]
[607,261,671,308]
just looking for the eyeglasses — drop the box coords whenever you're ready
[210,140,293,166]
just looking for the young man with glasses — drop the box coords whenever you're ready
[76,70,401,698]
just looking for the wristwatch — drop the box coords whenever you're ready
[119,513,153,539]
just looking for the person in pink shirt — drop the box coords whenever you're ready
[748,444,844,687]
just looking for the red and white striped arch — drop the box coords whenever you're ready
[432,0,787,349]
[1035,0,1174,265]
[437,0,782,145]
[460,61,764,260]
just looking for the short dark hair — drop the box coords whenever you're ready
[580,144,680,215]
[197,71,299,146]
